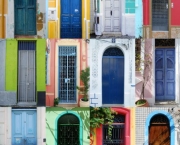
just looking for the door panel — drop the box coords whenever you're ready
[59,46,77,103]
[12,110,37,145]
[18,41,36,104]
[152,0,168,31]
[104,0,120,32]
[155,49,175,101]
[102,56,124,104]
[15,0,36,35]
[149,125,170,145]
[61,0,81,38]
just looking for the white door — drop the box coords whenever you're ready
[104,0,120,32]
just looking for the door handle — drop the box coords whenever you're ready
[110,11,112,15]
[166,3,168,9]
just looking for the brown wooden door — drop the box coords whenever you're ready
[149,125,170,145]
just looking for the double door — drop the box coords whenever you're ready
[155,49,175,101]
[59,46,77,103]
[18,41,36,104]
[61,0,82,38]
[104,0,120,32]
[12,110,37,145]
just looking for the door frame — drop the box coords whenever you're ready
[11,108,37,145]
[55,111,83,145]
[150,0,171,35]
[103,0,123,32]
[96,107,130,145]
[101,46,125,106]
[145,111,175,145]
[152,41,179,104]
[17,41,36,105]
[55,40,81,104]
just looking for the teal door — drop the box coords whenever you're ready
[12,110,37,145]
[15,0,36,35]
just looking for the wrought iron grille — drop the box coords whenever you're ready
[103,114,125,145]
[58,114,80,145]
[150,114,169,124]
[103,48,124,56]
[59,46,76,103]
[155,39,175,47]
[152,0,168,31]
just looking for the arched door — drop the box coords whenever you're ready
[57,114,80,145]
[61,0,82,38]
[103,114,125,145]
[149,114,170,145]
[102,47,124,104]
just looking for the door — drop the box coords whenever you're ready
[59,46,77,103]
[58,114,80,145]
[102,48,124,104]
[103,114,125,145]
[155,49,175,101]
[152,0,168,31]
[149,115,170,145]
[104,0,120,32]
[15,0,36,35]
[12,110,37,145]
[61,0,82,38]
[18,41,36,104]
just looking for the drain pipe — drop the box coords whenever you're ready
[2,0,4,38]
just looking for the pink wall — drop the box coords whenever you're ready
[46,39,56,106]
[143,0,150,25]
[171,0,180,25]
[46,39,88,106]
[135,39,153,101]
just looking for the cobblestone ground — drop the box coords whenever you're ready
[90,33,135,39]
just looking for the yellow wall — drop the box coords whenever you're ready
[0,0,7,38]
[48,0,90,39]
[130,107,136,145]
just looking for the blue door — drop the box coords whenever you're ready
[12,110,37,145]
[61,0,81,38]
[102,48,124,104]
[155,49,175,101]
[15,0,36,35]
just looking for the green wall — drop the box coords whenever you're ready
[36,39,46,91]
[125,0,135,13]
[6,39,18,91]
[46,107,90,145]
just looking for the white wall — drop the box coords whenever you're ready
[90,39,135,107]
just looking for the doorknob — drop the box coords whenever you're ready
[166,3,168,9]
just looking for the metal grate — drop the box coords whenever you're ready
[18,41,36,103]
[155,39,175,47]
[59,46,76,103]
[103,114,125,145]
[152,0,168,31]
[58,114,80,145]
[150,114,169,124]
[103,48,124,56]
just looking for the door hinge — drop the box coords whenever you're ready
[110,11,112,15]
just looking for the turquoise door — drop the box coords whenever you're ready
[15,0,36,35]
[12,110,37,145]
